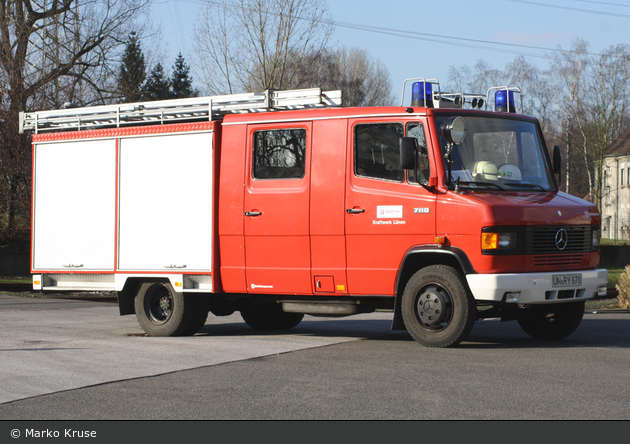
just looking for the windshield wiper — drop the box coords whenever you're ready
[457,181,505,191]
[503,182,546,191]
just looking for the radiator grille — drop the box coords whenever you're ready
[525,226,591,255]
[533,254,584,267]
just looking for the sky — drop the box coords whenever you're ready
[151,0,630,104]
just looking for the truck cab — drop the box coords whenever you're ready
[217,78,607,347]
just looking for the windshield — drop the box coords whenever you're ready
[434,115,556,192]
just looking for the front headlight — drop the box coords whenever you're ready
[481,231,517,251]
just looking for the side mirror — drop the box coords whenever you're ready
[400,137,418,170]
[553,145,561,176]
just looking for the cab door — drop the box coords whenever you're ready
[345,120,437,295]
[243,122,312,294]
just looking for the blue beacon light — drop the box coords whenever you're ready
[411,81,433,108]
[495,90,515,113]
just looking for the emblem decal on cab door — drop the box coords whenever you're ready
[377,205,403,218]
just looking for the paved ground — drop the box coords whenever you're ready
[1,293,630,422]
[0,294,397,405]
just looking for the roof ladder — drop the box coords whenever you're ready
[19,87,342,134]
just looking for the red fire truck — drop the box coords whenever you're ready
[21,77,608,347]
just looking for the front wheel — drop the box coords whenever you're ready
[517,301,585,340]
[401,265,476,348]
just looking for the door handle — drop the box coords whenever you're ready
[346,208,365,214]
[245,211,262,217]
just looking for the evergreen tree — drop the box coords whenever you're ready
[143,63,172,101]
[117,32,146,103]
[170,53,198,99]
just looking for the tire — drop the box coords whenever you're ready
[182,295,210,336]
[517,301,585,340]
[241,302,304,330]
[210,308,235,317]
[401,265,477,348]
[134,282,195,337]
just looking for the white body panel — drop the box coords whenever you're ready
[33,139,116,270]
[118,132,213,271]
[32,130,214,290]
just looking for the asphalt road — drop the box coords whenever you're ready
[1,293,629,421]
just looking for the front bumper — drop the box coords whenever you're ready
[466,269,608,304]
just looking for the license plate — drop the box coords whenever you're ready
[552,274,582,287]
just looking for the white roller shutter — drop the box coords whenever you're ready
[32,139,116,270]
[118,132,213,271]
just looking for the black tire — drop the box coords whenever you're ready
[517,301,585,340]
[134,282,195,337]
[209,308,235,317]
[401,265,477,348]
[182,295,210,336]
[241,302,304,330]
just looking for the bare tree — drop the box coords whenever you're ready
[193,0,334,95]
[504,56,563,175]
[0,0,150,238]
[577,44,630,207]
[544,40,630,206]
[306,46,395,107]
[547,39,590,195]
[505,56,546,119]
[446,60,503,97]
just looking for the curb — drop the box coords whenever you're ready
[586,309,630,314]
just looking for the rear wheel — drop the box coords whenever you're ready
[183,295,210,336]
[401,265,476,348]
[134,282,195,337]
[517,301,585,340]
[241,302,304,330]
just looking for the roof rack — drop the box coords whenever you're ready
[439,93,486,109]
[20,87,343,134]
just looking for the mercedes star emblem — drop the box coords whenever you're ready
[555,228,568,250]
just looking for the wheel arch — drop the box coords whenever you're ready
[391,246,475,330]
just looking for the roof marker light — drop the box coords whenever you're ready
[400,77,440,107]
[486,86,522,113]
[411,81,433,108]
[495,90,516,113]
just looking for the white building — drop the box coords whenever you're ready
[602,128,630,241]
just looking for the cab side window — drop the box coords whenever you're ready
[354,123,404,182]
[406,122,430,185]
[253,128,306,179]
